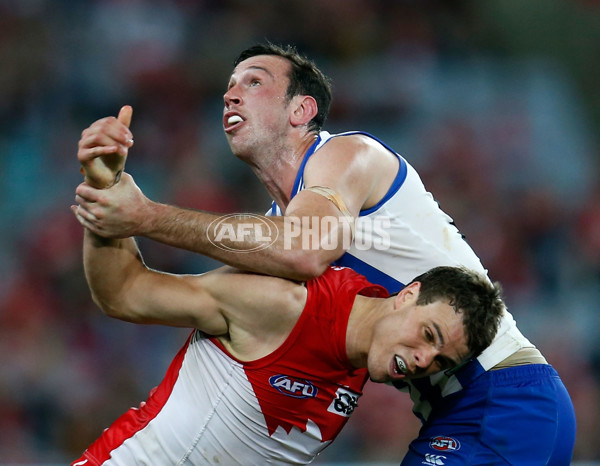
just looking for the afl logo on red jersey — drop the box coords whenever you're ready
[429,436,460,452]
[269,375,318,399]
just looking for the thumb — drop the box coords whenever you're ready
[118,105,133,128]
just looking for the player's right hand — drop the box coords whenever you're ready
[78,105,134,189]
[72,172,150,238]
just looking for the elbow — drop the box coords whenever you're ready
[90,291,133,320]
[282,249,332,281]
[272,220,349,280]
[91,294,119,318]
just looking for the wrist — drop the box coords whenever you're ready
[85,228,119,247]
[138,199,168,237]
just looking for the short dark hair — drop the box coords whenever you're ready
[234,42,332,133]
[410,266,503,360]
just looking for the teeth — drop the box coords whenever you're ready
[228,115,243,125]
[395,356,407,374]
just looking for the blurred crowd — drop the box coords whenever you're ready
[0,0,599,463]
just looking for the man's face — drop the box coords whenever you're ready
[367,283,471,383]
[223,55,293,158]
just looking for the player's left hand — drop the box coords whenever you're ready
[79,105,134,189]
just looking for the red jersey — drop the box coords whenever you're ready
[72,267,387,465]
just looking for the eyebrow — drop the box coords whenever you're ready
[432,322,461,368]
[229,65,275,86]
[247,65,274,78]
[432,322,445,347]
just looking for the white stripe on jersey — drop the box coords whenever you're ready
[102,333,327,465]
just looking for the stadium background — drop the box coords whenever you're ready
[0,0,599,464]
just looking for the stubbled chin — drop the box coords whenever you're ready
[225,139,246,157]
[231,148,252,162]
[369,370,393,384]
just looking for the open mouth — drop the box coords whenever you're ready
[227,115,243,125]
[224,113,244,132]
[394,355,407,375]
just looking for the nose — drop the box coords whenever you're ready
[413,347,437,370]
[223,87,241,107]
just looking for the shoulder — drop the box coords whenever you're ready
[310,132,391,164]
[201,267,307,330]
[305,132,398,181]
[307,267,388,301]
[210,269,309,360]
[302,132,401,211]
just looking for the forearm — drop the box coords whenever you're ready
[142,204,347,281]
[75,173,353,280]
[83,229,145,316]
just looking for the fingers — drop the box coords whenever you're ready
[80,116,133,147]
[75,192,93,209]
[71,205,98,232]
[118,105,133,128]
[71,203,97,221]
[71,205,84,225]
[74,192,101,224]
[78,109,134,164]
[75,182,100,202]
[75,184,106,219]
[79,144,125,164]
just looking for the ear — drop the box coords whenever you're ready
[393,281,421,309]
[290,95,318,127]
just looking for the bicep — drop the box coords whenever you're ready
[123,267,302,340]
[120,268,228,334]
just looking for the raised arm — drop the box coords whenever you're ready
[79,227,229,333]
[77,218,306,358]
[75,134,398,281]
[74,172,352,281]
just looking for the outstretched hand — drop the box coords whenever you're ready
[79,105,134,189]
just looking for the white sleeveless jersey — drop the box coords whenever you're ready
[72,267,385,466]
[269,131,533,420]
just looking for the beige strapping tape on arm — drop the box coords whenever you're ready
[304,186,355,238]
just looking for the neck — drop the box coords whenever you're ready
[251,132,318,210]
[346,296,389,369]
